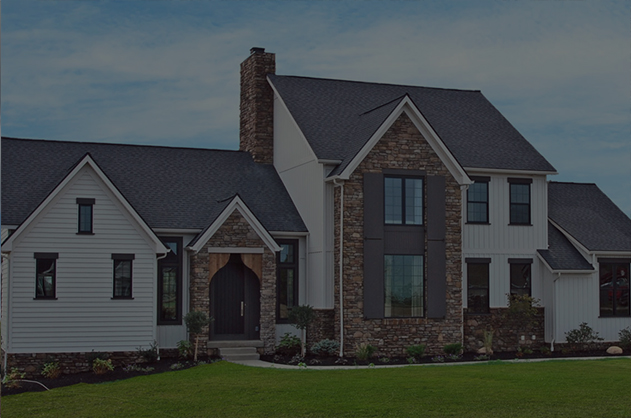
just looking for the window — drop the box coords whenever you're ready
[158,238,182,324]
[384,177,423,225]
[112,254,134,299]
[384,255,423,317]
[599,261,630,317]
[508,179,531,225]
[467,259,490,313]
[277,240,298,321]
[77,198,95,234]
[509,259,532,297]
[467,178,489,223]
[35,253,58,299]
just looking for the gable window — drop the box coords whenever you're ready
[467,177,489,224]
[384,255,423,317]
[112,254,134,299]
[467,258,490,313]
[158,238,182,324]
[384,177,423,225]
[35,253,58,299]
[77,198,95,234]
[508,179,531,225]
[509,259,532,297]
[599,260,630,317]
[277,240,298,322]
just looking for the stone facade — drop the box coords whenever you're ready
[334,112,464,357]
[464,308,545,353]
[189,209,277,354]
[306,309,336,346]
[239,47,275,164]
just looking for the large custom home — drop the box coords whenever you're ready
[2,48,630,372]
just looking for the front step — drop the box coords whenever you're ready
[218,346,260,361]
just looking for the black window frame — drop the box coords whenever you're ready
[467,177,490,224]
[76,198,95,234]
[598,259,630,317]
[383,254,424,318]
[508,178,532,225]
[34,252,58,299]
[384,176,424,226]
[276,239,299,323]
[509,258,532,297]
[112,253,134,299]
[158,237,183,325]
[466,258,491,314]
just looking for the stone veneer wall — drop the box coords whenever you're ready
[189,210,277,354]
[464,308,545,352]
[239,48,275,164]
[306,309,336,346]
[334,112,463,357]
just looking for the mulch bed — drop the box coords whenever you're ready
[3,350,627,396]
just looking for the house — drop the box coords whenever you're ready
[2,48,630,374]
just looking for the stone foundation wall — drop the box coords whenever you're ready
[463,307,545,353]
[189,209,277,355]
[333,112,464,358]
[307,309,335,346]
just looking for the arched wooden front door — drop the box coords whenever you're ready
[209,253,260,340]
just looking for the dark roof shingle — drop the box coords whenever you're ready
[538,222,594,271]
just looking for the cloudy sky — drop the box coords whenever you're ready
[2,0,630,216]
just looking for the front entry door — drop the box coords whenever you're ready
[210,254,260,340]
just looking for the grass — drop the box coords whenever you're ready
[3,359,631,418]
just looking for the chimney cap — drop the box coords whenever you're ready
[250,47,265,55]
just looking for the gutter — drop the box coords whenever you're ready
[333,178,345,357]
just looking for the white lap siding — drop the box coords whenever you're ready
[7,167,157,354]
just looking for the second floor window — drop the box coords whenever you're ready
[467,179,489,223]
[509,179,531,225]
[384,177,423,225]
[77,198,95,234]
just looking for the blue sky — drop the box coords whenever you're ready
[2,0,630,216]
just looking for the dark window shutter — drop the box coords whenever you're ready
[426,175,446,318]
[363,172,384,318]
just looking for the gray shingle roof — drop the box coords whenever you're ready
[538,222,594,271]
[2,137,307,235]
[269,75,556,174]
[548,182,631,252]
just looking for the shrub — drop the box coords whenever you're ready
[618,327,631,350]
[177,340,193,359]
[137,340,159,363]
[355,342,376,361]
[2,367,25,389]
[276,333,301,356]
[288,305,316,356]
[565,322,603,351]
[92,358,114,375]
[41,361,61,379]
[443,343,463,356]
[86,350,109,366]
[310,339,340,357]
[406,344,426,360]
[185,311,214,361]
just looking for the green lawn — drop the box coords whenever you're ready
[3,359,631,418]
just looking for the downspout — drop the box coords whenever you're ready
[333,179,345,357]
[551,272,561,352]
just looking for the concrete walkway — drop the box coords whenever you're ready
[230,355,631,370]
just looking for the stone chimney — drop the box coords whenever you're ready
[240,47,276,164]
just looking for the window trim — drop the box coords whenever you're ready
[466,258,491,314]
[276,239,299,323]
[509,258,532,297]
[508,179,532,225]
[76,198,95,234]
[467,177,490,224]
[157,237,183,325]
[384,175,424,226]
[34,252,58,300]
[112,253,134,299]
[598,260,630,318]
[384,254,424,318]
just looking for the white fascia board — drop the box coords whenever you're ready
[267,76,320,163]
[1,154,169,255]
[338,96,472,186]
[269,231,309,237]
[152,228,203,235]
[536,251,593,274]
[187,195,282,254]
[465,167,559,176]
[592,251,631,258]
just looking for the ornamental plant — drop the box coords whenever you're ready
[184,311,214,361]
[311,339,340,357]
[92,358,114,375]
[41,361,62,379]
[288,305,316,357]
[406,344,426,361]
[565,322,603,351]
[618,327,631,350]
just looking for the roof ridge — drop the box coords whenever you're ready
[359,94,407,116]
[549,181,597,186]
[272,74,481,93]
[1,136,243,154]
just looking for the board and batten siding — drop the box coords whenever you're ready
[2,228,11,350]
[7,166,158,353]
[274,97,334,309]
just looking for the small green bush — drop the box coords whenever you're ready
[92,358,114,375]
[618,327,631,350]
[355,342,376,361]
[137,341,159,363]
[565,322,603,350]
[177,340,193,359]
[41,361,61,379]
[276,333,301,356]
[2,367,25,389]
[443,343,463,356]
[310,339,340,357]
[406,344,426,360]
